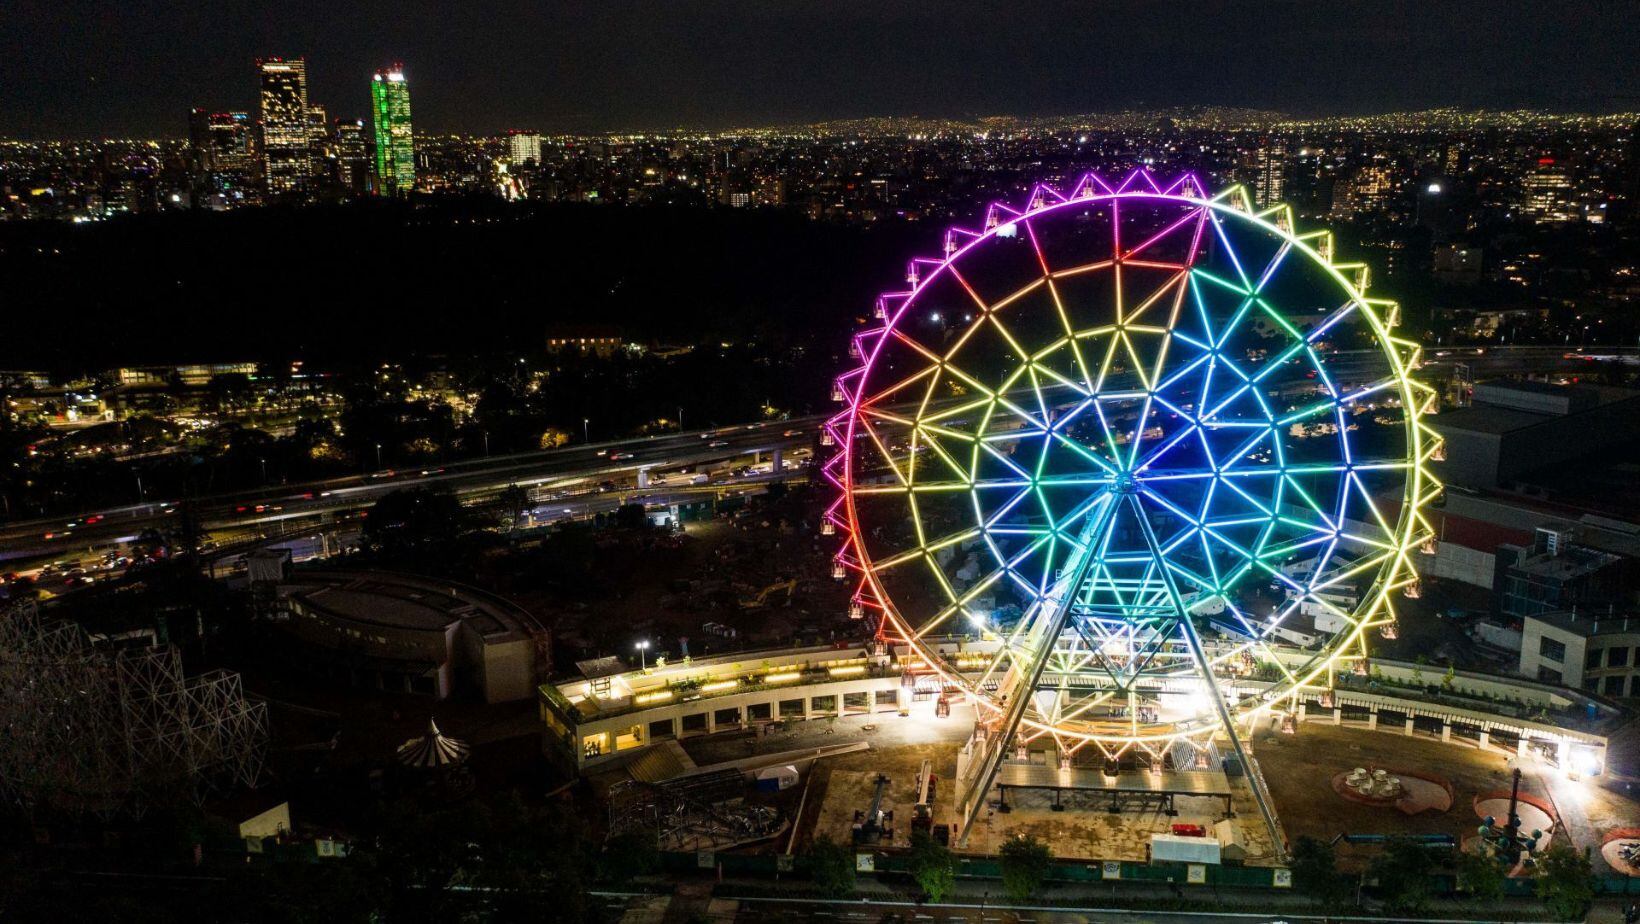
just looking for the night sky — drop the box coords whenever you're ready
[4,1,1638,138]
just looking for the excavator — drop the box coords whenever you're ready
[740,579,797,610]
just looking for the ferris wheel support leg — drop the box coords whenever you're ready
[952,492,1121,847]
[1128,495,1288,863]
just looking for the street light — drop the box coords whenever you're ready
[583,418,590,443]
[375,443,383,470]
[677,406,684,432]
[635,640,650,671]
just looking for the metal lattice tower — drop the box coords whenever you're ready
[0,603,269,818]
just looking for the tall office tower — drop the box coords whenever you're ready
[257,57,312,195]
[332,119,370,196]
[370,66,415,197]
[187,109,257,207]
[188,109,255,175]
[1253,143,1287,207]
[306,104,331,176]
[1329,164,1395,219]
[1521,158,1575,224]
[508,130,543,167]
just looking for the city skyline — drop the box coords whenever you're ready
[5,1,1640,138]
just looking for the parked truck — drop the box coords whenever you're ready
[1148,832,1222,865]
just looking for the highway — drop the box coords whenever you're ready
[0,420,824,578]
[1,342,1629,585]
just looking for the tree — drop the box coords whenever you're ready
[499,483,530,532]
[1290,836,1350,908]
[360,486,476,571]
[998,834,1052,903]
[1455,848,1505,905]
[354,791,598,922]
[1535,843,1595,921]
[808,836,856,897]
[1367,837,1435,914]
[613,502,650,530]
[601,829,660,884]
[910,831,956,902]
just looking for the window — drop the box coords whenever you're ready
[1587,648,1603,669]
[1604,675,1626,696]
[1539,637,1566,663]
[1609,647,1631,668]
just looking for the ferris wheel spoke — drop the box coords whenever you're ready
[842,178,1428,800]
[1031,221,1101,395]
[1276,374,1404,427]
[1207,210,1255,291]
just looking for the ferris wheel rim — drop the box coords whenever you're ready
[828,172,1440,749]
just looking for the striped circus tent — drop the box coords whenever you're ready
[396,719,470,770]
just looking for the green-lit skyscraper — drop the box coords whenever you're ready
[370,66,414,197]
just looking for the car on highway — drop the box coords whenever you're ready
[783,429,803,437]
[609,452,635,461]
[708,440,729,448]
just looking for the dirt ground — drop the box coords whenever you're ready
[783,705,1281,864]
[1255,721,1523,868]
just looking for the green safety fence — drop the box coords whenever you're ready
[664,850,1640,897]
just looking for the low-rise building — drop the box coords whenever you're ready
[273,570,549,703]
[1496,523,1632,621]
[539,641,984,773]
[1520,610,1640,698]
[1431,381,1640,489]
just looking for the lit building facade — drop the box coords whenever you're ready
[1252,144,1286,207]
[188,110,255,175]
[332,119,370,196]
[187,109,258,207]
[1330,164,1394,218]
[371,67,415,197]
[257,57,312,195]
[508,130,542,167]
[1522,158,1575,224]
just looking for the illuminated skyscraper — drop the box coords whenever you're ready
[188,110,255,175]
[307,103,331,179]
[332,119,370,196]
[188,109,258,208]
[1521,158,1575,224]
[1252,143,1287,208]
[1329,164,1394,219]
[508,130,542,167]
[257,57,312,195]
[371,66,415,197]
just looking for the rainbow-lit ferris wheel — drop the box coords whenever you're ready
[821,169,1443,843]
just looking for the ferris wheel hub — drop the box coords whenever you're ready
[826,168,1442,848]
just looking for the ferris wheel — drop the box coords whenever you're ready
[822,170,1442,844]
